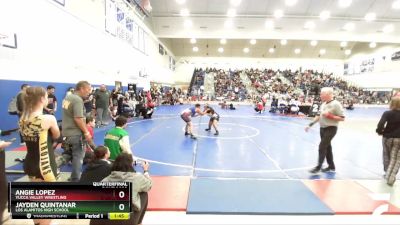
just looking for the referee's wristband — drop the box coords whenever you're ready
[308,122,316,127]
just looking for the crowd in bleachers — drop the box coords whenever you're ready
[213,69,248,101]
[188,67,394,107]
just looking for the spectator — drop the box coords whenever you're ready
[16,83,29,145]
[94,85,111,127]
[376,97,400,186]
[19,86,60,225]
[104,116,133,160]
[80,146,112,182]
[255,101,264,113]
[43,85,57,115]
[90,153,152,225]
[0,137,12,225]
[62,81,92,182]
[83,116,96,164]
[84,91,94,117]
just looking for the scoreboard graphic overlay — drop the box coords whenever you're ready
[9,182,131,220]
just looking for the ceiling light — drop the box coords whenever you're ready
[369,42,377,48]
[294,48,301,54]
[304,21,316,30]
[345,49,351,55]
[340,41,348,47]
[392,0,400,9]
[176,0,185,5]
[364,12,376,22]
[319,49,326,55]
[230,0,241,7]
[227,8,236,17]
[218,47,224,53]
[383,24,394,33]
[192,46,199,52]
[285,0,298,6]
[343,22,355,31]
[224,20,234,29]
[269,48,275,53]
[338,0,352,8]
[220,39,227,44]
[274,10,284,19]
[250,39,257,45]
[310,40,318,46]
[280,39,287,45]
[320,10,330,20]
[265,20,275,29]
[180,8,190,17]
[190,38,196,44]
[243,47,249,53]
[184,20,192,28]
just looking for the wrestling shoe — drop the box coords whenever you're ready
[321,167,335,173]
[309,166,321,174]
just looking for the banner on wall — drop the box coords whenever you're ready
[105,0,117,36]
[105,0,148,54]
[138,27,144,53]
[344,54,383,76]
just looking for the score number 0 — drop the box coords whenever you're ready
[118,191,126,211]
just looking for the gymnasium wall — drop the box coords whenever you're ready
[0,0,173,130]
[341,44,400,88]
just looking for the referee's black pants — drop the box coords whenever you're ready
[317,126,338,169]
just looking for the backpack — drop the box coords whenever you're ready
[8,97,18,115]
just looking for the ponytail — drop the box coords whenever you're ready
[20,86,46,121]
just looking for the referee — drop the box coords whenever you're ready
[305,87,345,174]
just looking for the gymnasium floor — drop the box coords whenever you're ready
[4,104,400,224]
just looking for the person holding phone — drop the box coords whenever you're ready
[90,153,152,225]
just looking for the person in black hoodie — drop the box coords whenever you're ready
[376,96,400,186]
[80,146,112,182]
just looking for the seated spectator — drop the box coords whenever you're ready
[221,101,227,109]
[121,98,135,117]
[144,102,154,119]
[278,98,288,114]
[90,153,152,225]
[104,116,133,161]
[269,97,278,113]
[80,146,112,182]
[345,99,354,110]
[255,101,264,113]
[109,105,118,121]
[288,98,300,114]
[83,116,96,164]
